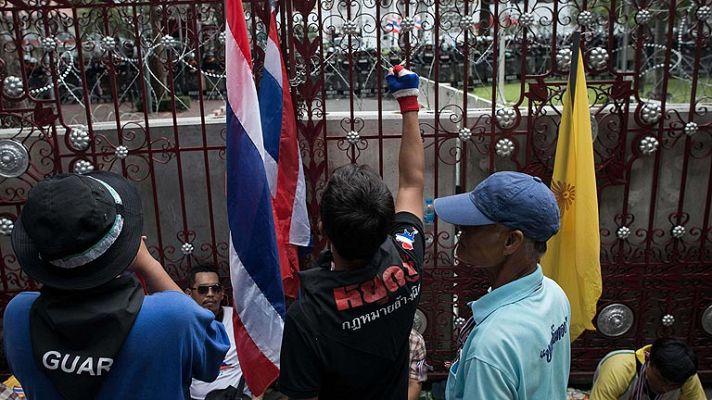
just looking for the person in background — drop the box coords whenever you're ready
[186,265,251,400]
[408,328,428,400]
[0,338,21,399]
[434,171,570,400]
[278,64,425,400]
[3,172,229,400]
[590,337,705,400]
[0,381,19,400]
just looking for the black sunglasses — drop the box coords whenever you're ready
[191,284,223,295]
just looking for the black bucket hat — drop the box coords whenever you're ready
[11,171,143,290]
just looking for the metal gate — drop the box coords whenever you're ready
[0,0,710,381]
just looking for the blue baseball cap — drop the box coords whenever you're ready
[433,171,560,242]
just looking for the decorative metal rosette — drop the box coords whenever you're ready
[3,76,23,98]
[684,122,698,136]
[639,136,659,155]
[640,103,662,125]
[556,48,572,71]
[342,20,359,36]
[454,316,466,328]
[672,225,685,238]
[616,226,631,239]
[458,127,472,141]
[101,36,116,51]
[413,308,427,334]
[218,31,226,44]
[519,13,535,27]
[588,47,609,70]
[495,138,515,157]
[115,145,129,160]
[577,10,594,27]
[661,314,675,327]
[69,126,90,151]
[0,217,14,236]
[495,107,516,129]
[73,160,94,174]
[459,15,476,31]
[161,35,178,48]
[702,305,712,335]
[345,130,360,145]
[597,303,634,337]
[0,139,29,178]
[476,35,494,44]
[181,242,194,255]
[401,16,416,32]
[635,9,652,25]
[41,36,58,52]
[696,5,711,21]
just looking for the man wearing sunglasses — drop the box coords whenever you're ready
[434,171,571,400]
[187,266,249,400]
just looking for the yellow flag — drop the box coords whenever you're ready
[540,33,602,342]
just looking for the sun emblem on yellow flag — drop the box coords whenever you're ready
[551,180,575,214]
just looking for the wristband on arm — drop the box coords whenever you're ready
[386,64,420,113]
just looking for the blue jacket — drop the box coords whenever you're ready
[4,291,230,400]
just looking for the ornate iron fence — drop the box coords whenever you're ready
[0,0,710,381]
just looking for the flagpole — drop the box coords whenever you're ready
[569,31,581,104]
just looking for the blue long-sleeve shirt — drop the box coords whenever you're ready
[4,291,230,400]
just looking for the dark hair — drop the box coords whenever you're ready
[188,265,219,288]
[650,338,698,385]
[533,241,547,255]
[320,164,395,261]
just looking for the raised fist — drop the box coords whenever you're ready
[386,64,420,113]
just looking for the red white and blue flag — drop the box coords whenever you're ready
[259,5,311,299]
[226,0,284,395]
[385,15,422,33]
[385,15,402,33]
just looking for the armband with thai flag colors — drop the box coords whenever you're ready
[386,64,420,113]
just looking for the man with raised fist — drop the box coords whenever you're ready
[278,64,425,400]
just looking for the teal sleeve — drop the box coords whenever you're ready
[454,357,517,400]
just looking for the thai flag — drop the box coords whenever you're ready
[385,15,422,33]
[12,386,24,397]
[225,0,284,395]
[414,15,423,30]
[259,7,311,299]
[386,15,402,33]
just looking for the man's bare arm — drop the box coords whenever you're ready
[129,237,181,293]
[387,65,424,220]
[395,110,424,219]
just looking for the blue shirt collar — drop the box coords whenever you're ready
[470,265,544,325]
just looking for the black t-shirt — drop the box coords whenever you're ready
[279,212,424,400]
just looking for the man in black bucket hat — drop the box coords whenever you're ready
[3,172,230,400]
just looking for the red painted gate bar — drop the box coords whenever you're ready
[0,0,709,382]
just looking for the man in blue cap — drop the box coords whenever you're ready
[434,171,571,400]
